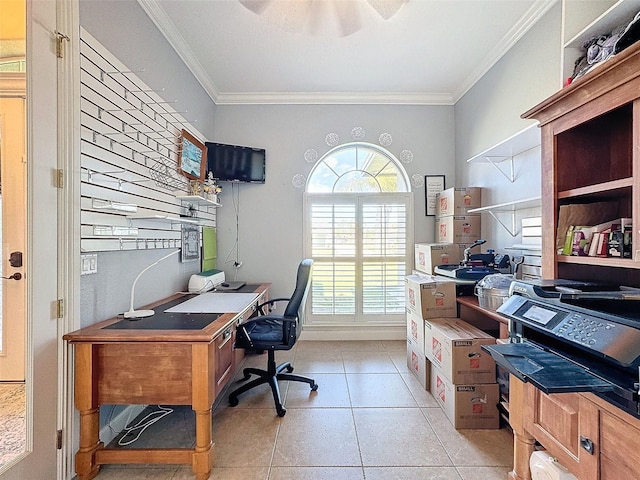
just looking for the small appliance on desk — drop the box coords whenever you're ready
[434,239,510,281]
[188,269,226,293]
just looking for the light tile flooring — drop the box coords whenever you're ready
[91,340,513,480]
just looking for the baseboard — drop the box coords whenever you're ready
[300,325,405,341]
[99,404,147,447]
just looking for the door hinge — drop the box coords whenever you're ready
[56,429,63,449]
[57,299,64,319]
[55,31,70,59]
[55,169,64,188]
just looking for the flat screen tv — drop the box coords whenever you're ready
[205,141,266,183]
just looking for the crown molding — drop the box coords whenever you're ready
[214,91,455,105]
[452,0,558,103]
[137,0,221,102]
[140,0,554,106]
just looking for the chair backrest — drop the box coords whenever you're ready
[283,259,313,323]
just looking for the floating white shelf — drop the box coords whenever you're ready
[467,196,542,214]
[466,125,541,182]
[564,0,640,49]
[175,195,221,207]
[468,196,542,237]
[127,214,202,225]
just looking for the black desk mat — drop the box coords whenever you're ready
[105,295,220,330]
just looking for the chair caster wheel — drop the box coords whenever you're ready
[277,408,286,417]
[311,383,319,391]
[229,397,239,407]
[286,365,294,373]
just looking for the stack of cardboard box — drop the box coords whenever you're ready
[435,187,482,259]
[405,274,457,389]
[425,318,500,429]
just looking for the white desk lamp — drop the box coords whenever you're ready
[124,249,180,319]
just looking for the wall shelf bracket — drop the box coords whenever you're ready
[484,155,516,183]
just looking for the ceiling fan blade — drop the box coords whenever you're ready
[238,0,273,15]
[331,0,363,37]
[367,0,407,20]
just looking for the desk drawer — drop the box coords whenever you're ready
[215,326,235,394]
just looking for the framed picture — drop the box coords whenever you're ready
[178,129,207,181]
[425,175,445,216]
[181,224,201,262]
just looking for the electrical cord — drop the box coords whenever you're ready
[117,405,173,446]
[223,182,243,281]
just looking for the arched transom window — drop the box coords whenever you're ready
[307,142,410,193]
[303,142,413,328]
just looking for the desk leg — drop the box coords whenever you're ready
[192,343,215,480]
[74,344,102,480]
[508,375,534,480]
[193,408,214,480]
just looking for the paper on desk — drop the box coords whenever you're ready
[165,292,260,314]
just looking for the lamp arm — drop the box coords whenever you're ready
[127,249,180,314]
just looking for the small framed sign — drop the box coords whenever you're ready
[425,175,445,216]
[178,129,207,181]
[181,224,201,262]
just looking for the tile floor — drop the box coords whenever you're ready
[91,340,513,480]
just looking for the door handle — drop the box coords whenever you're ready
[1,273,22,280]
[580,435,594,455]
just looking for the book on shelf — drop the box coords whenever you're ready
[559,218,633,257]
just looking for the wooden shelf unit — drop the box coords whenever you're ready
[522,40,640,284]
[508,34,640,480]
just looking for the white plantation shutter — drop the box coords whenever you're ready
[305,193,411,325]
[362,202,407,315]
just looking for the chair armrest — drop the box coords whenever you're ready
[257,297,291,315]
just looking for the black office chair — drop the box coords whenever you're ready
[228,259,318,416]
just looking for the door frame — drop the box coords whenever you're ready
[0,0,78,478]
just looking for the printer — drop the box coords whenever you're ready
[188,269,225,293]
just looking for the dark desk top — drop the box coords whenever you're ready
[64,283,270,343]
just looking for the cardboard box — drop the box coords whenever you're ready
[407,310,425,348]
[406,339,429,390]
[431,363,500,429]
[405,275,457,319]
[436,187,482,217]
[436,215,481,244]
[424,317,496,384]
[414,243,461,275]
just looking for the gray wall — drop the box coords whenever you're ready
[212,104,455,299]
[79,0,217,323]
[454,2,562,251]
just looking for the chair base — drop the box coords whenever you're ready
[228,350,318,417]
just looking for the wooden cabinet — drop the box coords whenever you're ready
[509,38,640,480]
[509,378,640,480]
[522,40,640,285]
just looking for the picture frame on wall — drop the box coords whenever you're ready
[425,175,445,216]
[178,129,207,181]
[181,224,201,262]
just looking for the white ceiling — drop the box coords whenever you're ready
[139,0,556,105]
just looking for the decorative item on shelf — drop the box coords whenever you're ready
[178,129,207,181]
[190,180,203,197]
[203,172,222,202]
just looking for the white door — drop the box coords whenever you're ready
[0,0,63,477]
[0,95,26,382]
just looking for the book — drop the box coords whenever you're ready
[570,226,594,256]
[561,225,575,255]
[596,228,610,256]
[588,232,601,256]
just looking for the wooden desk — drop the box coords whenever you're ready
[64,284,269,480]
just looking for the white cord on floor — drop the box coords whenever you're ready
[117,405,173,446]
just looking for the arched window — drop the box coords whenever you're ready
[304,143,413,328]
[307,143,410,193]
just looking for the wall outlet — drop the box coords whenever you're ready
[81,254,97,275]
